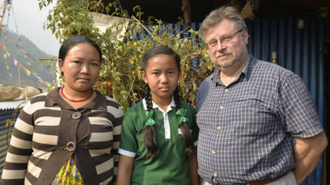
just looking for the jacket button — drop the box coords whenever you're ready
[66,141,76,152]
[72,112,81,119]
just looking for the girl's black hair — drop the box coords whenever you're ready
[143,84,159,159]
[142,46,194,158]
[59,36,102,75]
[142,46,180,72]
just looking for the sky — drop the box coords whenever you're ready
[5,0,60,56]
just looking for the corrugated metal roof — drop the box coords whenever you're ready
[0,99,26,110]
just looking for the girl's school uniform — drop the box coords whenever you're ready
[118,98,199,185]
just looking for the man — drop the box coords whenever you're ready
[196,6,328,185]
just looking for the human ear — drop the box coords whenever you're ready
[243,29,249,45]
[142,71,148,84]
[58,59,64,76]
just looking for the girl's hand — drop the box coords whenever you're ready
[116,154,134,185]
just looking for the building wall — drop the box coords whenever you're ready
[0,109,19,180]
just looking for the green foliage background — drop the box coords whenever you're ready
[38,0,215,111]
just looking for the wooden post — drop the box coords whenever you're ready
[18,65,21,87]
[181,0,192,23]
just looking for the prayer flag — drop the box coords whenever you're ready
[25,68,31,76]
[9,38,14,44]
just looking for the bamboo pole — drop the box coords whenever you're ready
[179,25,191,34]
[18,65,21,87]
[0,0,8,28]
[132,15,153,37]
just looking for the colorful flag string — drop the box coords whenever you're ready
[0,2,49,87]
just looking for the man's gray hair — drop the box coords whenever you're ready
[199,6,247,41]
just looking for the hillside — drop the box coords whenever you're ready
[0,27,54,87]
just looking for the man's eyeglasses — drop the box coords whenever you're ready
[206,28,244,49]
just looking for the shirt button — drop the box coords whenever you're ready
[66,141,76,152]
[225,88,228,92]
[214,172,218,177]
[217,126,221,131]
[220,105,224,109]
[72,112,81,119]
[212,150,216,154]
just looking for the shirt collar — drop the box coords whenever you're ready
[241,54,256,80]
[142,96,176,113]
[45,87,107,111]
[211,54,255,85]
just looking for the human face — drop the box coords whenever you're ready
[58,43,100,93]
[142,54,180,105]
[205,19,249,73]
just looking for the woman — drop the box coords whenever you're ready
[1,36,123,185]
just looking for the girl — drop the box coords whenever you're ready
[1,36,123,185]
[116,46,199,185]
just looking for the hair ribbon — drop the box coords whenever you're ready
[145,110,156,127]
[176,108,189,125]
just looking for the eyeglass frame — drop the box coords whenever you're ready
[206,28,245,49]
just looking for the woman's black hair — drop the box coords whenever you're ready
[59,36,102,75]
[142,46,194,158]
